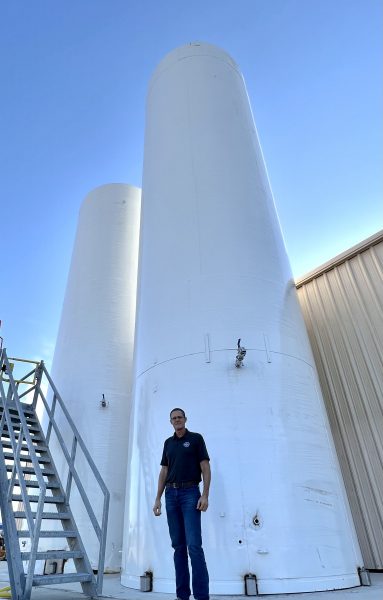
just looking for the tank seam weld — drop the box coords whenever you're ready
[136,349,315,378]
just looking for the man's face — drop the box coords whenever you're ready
[170,410,186,432]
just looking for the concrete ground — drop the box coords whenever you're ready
[0,563,382,600]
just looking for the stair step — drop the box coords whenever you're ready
[0,404,35,416]
[21,550,83,560]
[32,573,92,586]
[1,419,41,435]
[14,511,71,520]
[2,443,44,454]
[2,423,39,432]
[1,427,42,440]
[7,414,38,423]
[2,437,44,448]
[0,411,35,428]
[2,441,48,452]
[1,435,42,444]
[2,424,41,434]
[6,465,55,475]
[18,530,77,538]
[0,414,33,422]
[23,408,36,416]
[13,480,60,489]
[12,494,65,504]
[3,418,40,428]
[4,452,50,463]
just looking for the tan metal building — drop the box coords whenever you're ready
[296,230,383,570]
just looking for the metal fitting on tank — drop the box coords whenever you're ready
[235,338,247,368]
[100,393,109,408]
[358,567,371,586]
[244,573,258,595]
[140,571,153,591]
[252,513,261,528]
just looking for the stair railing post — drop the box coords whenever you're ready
[66,435,77,500]
[24,491,46,600]
[6,377,13,403]
[31,362,44,410]
[96,487,110,595]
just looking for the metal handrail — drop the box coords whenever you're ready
[2,358,39,386]
[0,350,110,597]
[0,350,47,600]
[36,362,110,595]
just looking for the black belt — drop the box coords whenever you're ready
[166,481,199,489]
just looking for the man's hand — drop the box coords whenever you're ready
[153,499,162,516]
[153,466,167,516]
[198,460,210,512]
[197,494,209,511]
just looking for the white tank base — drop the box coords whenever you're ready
[121,573,360,594]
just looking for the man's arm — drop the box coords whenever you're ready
[153,465,168,516]
[197,459,211,511]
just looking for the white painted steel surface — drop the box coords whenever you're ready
[49,183,141,571]
[121,43,362,594]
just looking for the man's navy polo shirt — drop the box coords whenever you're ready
[160,429,210,484]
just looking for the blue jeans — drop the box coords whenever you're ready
[165,486,209,600]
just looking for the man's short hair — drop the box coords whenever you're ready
[170,407,186,418]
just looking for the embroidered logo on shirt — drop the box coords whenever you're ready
[183,441,190,447]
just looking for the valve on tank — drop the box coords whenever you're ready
[235,339,247,368]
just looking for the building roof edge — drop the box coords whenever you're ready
[295,229,383,288]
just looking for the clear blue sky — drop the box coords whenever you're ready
[1,0,382,368]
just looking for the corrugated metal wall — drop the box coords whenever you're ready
[296,233,383,570]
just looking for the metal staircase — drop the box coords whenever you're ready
[0,349,110,600]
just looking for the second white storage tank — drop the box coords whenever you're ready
[49,183,141,571]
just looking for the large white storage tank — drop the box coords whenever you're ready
[50,183,141,571]
[122,44,362,594]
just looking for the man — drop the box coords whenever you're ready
[153,408,210,600]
